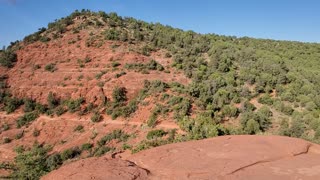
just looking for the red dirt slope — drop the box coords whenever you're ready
[43,135,320,180]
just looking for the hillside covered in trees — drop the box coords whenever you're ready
[1,10,320,179]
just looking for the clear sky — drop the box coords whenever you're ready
[0,0,319,47]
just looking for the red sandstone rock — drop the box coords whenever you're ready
[42,157,149,180]
[43,135,320,180]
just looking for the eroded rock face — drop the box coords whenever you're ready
[43,135,320,180]
[128,135,320,180]
[42,157,149,180]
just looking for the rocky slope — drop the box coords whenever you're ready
[2,10,320,179]
[43,135,320,180]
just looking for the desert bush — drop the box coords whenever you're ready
[16,112,39,128]
[74,125,84,132]
[4,97,23,113]
[55,106,66,116]
[24,99,36,112]
[81,143,93,151]
[15,131,24,139]
[112,86,127,103]
[66,98,84,113]
[33,129,40,137]
[46,153,62,171]
[0,49,17,68]
[60,147,82,161]
[91,112,102,122]
[44,63,57,72]
[93,146,112,157]
[97,129,129,146]
[47,92,59,109]
[146,129,167,140]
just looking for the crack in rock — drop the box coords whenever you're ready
[226,144,311,175]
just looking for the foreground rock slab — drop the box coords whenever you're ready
[43,135,320,180]
[42,157,149,180]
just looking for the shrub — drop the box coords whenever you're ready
[33,129,40,137]
[241,101,256,112]
[60,147,82,161]
[2,123,10,131]
[66,98,84,113]
[74,125,84,132]
[81,143,93,151]
[115,71,126,78]
[93,146,112,157]
[3,137,12,143]
[147,112,158,128]
[111,61,121,67]
[258,94,274,105]
[112,86,127,103]
[47,92,58,109]
[91,112,102,122]
[244,119,260,134]
[4,97,23,113]
[146,129,167,140]
[0,49,17,68]
[16,112,39,128]
[44,63,57,72]
[55,106,66,116]
[46,154,62,171]
[23,99,36,112]
[97,129,129,146]
[15,131,24,139]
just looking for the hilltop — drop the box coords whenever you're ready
[1,10,320,179]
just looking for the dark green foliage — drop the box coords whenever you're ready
[111,61,121,67]
[15,131,24,139]
[112,86,127,103]
[3,137,11,143]
[60,147,82,161]
[93,146,112,157]
[95,70,107,79]
[241,101,256,112]
[288,119,305,138]
[23,27,47,43]
[240,106,272,133]
[44,63,57,72]
[2,123,10,131]
[147,129,167,140]
[115,71,126,78]
[45,154,62,171]
[244,119,260,134]
[104,28,120,40]
[10,143,51,179]
[47,92,58,109]
[0,49,17,68]
[16,112,39,128]
[55,106,66,116]
[258,94,274,105]
[65,98,84,113]
[24,99,36,112]
[4,97,23,113]
[81,143,93,151]
[125,59,164,72]
[74,125,84,132]
[147,105,164,127]
[221,105,239,118]
[97,129,129,146]
[91,112,102,122]
[35,103,47,114]
[33,129,40,137]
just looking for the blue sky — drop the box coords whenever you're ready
[0,0,319,47]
